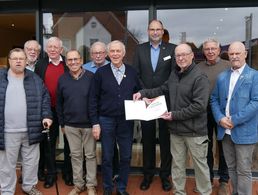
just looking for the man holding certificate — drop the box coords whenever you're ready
[89,40,141,195]
[133,43,212,194]
[132,20,176,191]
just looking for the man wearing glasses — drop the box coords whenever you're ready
[83,41,109,73]
[132,19,175,191]
[198,38,230,194]
[24,40,41,72]
[56,50,97,195]
[133,43,212,194]
[0,48,52,195]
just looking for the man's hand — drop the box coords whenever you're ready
[133,92,142,101]
[219,117,233,129]
[92,124,101,140]
[142,97,155,105]
[160,111,172,121]
[42,118,52,129]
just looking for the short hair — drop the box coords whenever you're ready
[203,38,220,49]
[90,41,107,53]
[45,36,63,49]
[148,19,164,29]
[66,49,81,58]
[8,48,26,59]
[107,40,126,55]
[24,40,41,51]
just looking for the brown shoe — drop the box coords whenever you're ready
[218,182,229,195]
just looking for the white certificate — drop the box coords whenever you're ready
[124,95,168,121]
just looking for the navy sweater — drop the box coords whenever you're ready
[56,70,94,128]
[89,63,141,125]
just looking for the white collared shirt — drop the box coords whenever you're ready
[49,56,63,66]
[225,64,246,134]
[110,63,125,85]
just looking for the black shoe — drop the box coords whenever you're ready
[140,177,153,190]
[161,177,172,191]
[63,174,73,186]
[38,171,45,181]
[44,175,56,188]
[117,191,129,195]
[103,189,112,195]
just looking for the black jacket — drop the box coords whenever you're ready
[34,56,68,81]
[132,41,176,89]
[0,68,52,150]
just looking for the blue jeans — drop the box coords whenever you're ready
[99,115,133,192]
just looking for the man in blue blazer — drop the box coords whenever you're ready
[211,41,258,195]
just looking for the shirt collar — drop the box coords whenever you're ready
[150,41,162,49]
[111,63,125,73]
[49,56,63,65]
[90,60,109,68]
[231,63,246,74]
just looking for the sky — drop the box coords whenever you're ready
[127,7,258,47]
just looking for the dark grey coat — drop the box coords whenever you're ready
[140,63,210,136]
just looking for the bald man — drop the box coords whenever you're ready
[134,43,212,194]
[211,41,258,195]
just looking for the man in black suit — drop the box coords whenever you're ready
[132,19,176,191]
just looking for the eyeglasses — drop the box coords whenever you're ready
[9,57,26,61]
[92,51,106,55]
[26,47,39,52]
[148,28,163,32]
[67,58,80,63]
[175,52,192,59]
[203,47,218,52]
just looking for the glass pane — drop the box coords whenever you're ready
[157,7,258,69]
[43,11,148,65]
[0,13,35,68]
[127,10,149,44]
[43,11,148,167]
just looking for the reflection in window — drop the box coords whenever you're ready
[42,11,148,64]
[127,10,148,44]
[42,11,149,167]
[157,7,258,68]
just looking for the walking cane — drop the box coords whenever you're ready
[42,122,59,195]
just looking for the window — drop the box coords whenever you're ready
[158,7,258,68]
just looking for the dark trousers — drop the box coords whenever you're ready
[38,108,72,177]
[141,118,171,179]
[39,108,59,176]
[207,108,229,183]
[100,115,133,192]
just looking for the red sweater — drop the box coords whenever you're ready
[45,62,65,107]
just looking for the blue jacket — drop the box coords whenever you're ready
[0,68,52,150]
[210,64,258,144]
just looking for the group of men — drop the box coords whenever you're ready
[0,19,258,195]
